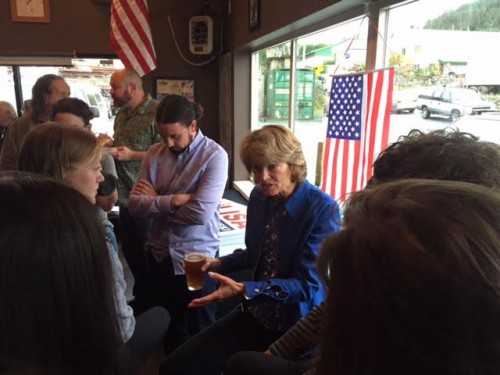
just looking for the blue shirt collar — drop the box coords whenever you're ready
[189,128,204,151]
[174,128,204,157]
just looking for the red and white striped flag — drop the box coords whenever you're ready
[110,0,157,77]
[321,68,394,202]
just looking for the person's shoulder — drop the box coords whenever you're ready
[148,99,160,108]
[4,116,34,141]
[143,142,174,166]
[145,94,159,109]
[100,152,116,173]
[11,115,33,130]
[205,137,227,154]
[302,181,337,206]
[138,95,159,118]
[101,151,112,164]
[147,141,164,152]
[198,133,227,156]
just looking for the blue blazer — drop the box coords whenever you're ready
[219,179,341,330]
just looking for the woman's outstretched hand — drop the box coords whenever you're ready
[188,272,245,308]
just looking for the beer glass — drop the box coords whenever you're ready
[184,252,206,291]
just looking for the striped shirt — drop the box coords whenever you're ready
[269,302,324,359]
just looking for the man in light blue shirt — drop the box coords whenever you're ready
[129,95,228,351]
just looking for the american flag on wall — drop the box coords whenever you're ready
[320,68,394,201]
[110,0,157,77]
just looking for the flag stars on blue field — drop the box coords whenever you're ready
[327,74,364,141]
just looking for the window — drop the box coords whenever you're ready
[383,0,499,145]
[253,17,369,184]
[250,0,500,188]
[1,58,124,136]
[0,67,17,112]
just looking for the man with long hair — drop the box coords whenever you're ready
[0,74,70,170]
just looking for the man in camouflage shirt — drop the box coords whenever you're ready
[106,68,159,313]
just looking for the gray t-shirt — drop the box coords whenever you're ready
[98,152,118,228]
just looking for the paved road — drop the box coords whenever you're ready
[389,110,500,144]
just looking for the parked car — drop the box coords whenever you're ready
[391,90,418,114]
[416,87,496,121]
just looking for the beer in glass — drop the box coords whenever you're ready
[184,252,206,291]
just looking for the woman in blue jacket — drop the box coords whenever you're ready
[160,125,341,375]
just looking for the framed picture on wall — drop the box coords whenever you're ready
[249,0,261,31]
[10,0,51,23]
[155,78,195,102]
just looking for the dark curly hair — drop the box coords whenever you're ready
[51,97,94,126]
[370,128,500,189]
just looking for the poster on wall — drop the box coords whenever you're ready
[155,78,195,102]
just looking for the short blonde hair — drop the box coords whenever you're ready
[239,125,307,183]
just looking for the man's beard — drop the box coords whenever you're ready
[169,147,185,156]
[169,133,195,156]
[113,92,132,108]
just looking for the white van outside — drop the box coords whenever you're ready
[71,84,114,135]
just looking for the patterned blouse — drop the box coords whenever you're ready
[244,197,288,331]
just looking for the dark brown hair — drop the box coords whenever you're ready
[51,97,94,126]
[0,171,121,374]
[155,94,204,126]
[371,128,500,188]
[316,179,500,375]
